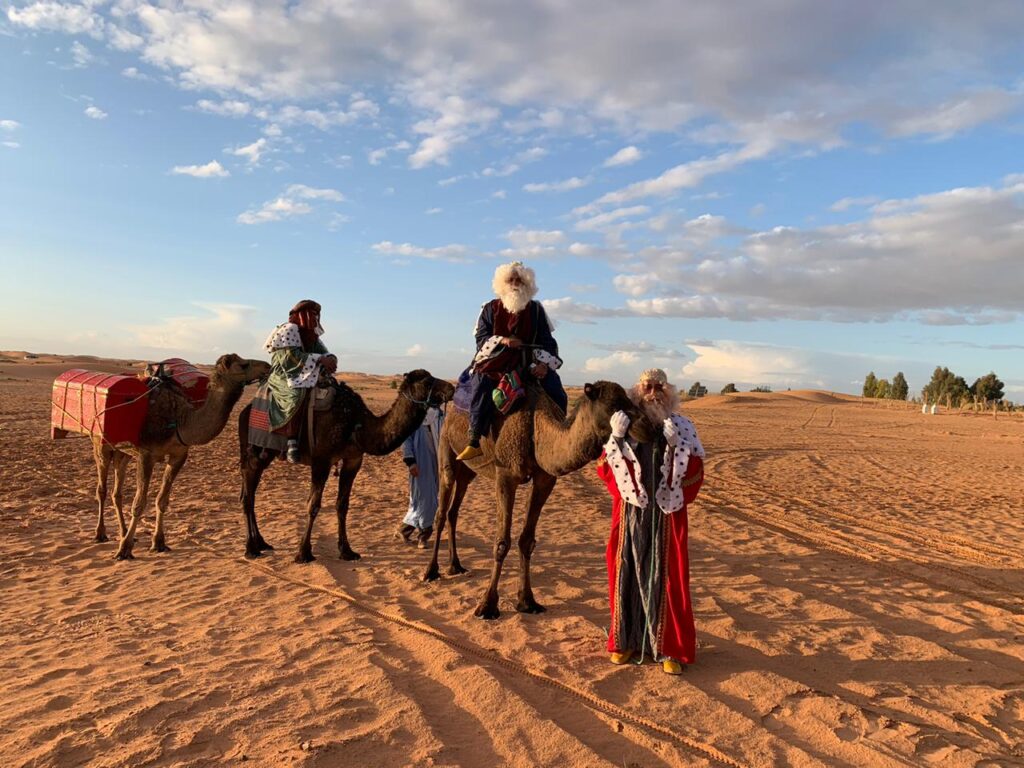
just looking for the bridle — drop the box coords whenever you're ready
[401,379,446,411]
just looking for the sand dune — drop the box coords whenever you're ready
[1,360,1022,767]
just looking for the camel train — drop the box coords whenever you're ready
[58,352,657,621]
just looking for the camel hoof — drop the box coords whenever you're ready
[257,540,274,552]
[338,548,361,561]
[447,563,469,576]
[516,600,547,614]
[422,566,441,583]
[150,541,171,553]
[474,603,500,621]
[94,532,109,543]
[244,549,262,560]
[114,549,135,561]
[294,551,316,564]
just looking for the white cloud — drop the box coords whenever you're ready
[406,343,424,356]
[603,146,643,167]
[830,195,880,212]
[575,205,650,232]
[681,340,817,389]
[584,139,774,211]
[286,184,344,202]
[70,40,94,68]
[237,197,312,224]
[371,240,472,263]
[407,90,499,168]
[171,160,230,178]
[0,120,19,131]
[6,2,104,36]
[888,89,1022,140]
[131,302,260,357]
[195,99,252,117]
[584,350,639,372]
[523,176,590,193]
[237,183,344,224]
[225,137,267,166]
[2,141,20,149]
[425,207,443,215]
[368,140,411,166]
[83,105,107,120]
[120,67,152,81]
[612,273,660,297]
[500,228,567,260]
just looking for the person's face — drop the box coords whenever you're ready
[640,378,668,402]
[506,273,525,289]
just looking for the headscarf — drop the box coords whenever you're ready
[289,299,323,348]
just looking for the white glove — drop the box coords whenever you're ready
[663,417,678,442]
[610,410,630,439]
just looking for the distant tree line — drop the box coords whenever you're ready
[862,368,1010,409]
[862,371,909,401]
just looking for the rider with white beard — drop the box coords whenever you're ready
[457,261,568,461]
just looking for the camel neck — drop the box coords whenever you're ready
[533,403,604,477]
[175,378,243,446]
[356,393,425,456]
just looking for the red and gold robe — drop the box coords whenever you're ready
[597,417,704,663]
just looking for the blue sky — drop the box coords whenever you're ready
[2,1,1023,398]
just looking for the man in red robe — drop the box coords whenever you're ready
[596,368,705,674]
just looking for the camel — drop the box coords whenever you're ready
[93,353,271,560]
[238,369,456,563]
[423,380,657,620]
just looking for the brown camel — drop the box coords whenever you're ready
[238,369,455,563]
[92,354,271,560]
[423,381,656,620]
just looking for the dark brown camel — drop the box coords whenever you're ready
[423,381,656,619]
[92,353,270,560]
[238,369,455,563]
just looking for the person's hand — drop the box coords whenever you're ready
[321,354,338,374]
[530,363,549,378]
[610,410,630,439]
[663,417,678,442]
[503,336,523,349]
[409,464,420,478]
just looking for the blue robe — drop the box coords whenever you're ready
[401,407,444,530]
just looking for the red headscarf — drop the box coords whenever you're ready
[289,299,322,349]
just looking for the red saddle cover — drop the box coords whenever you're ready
[146,358,209,408]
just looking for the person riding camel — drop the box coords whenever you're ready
[263,299,337,463]
[456,262,568,462]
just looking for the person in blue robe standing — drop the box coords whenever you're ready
[396,405,444,547]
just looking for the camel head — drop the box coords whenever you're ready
[399,369,456,409]
[580,380,657,443]
[211,353,272,388]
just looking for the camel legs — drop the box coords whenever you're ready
[474,472,518,620]
[516,472,556,614]
[423,445,474,581]
[150,450,188,552]
[333,455,363,561]
[111,451,129,539]
[92,442,113,542]
[115,452,155,561]
[295,458,332,563]
[444,463,474,576]
[240,449,274,558]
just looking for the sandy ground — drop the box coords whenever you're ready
[1,352,1023,767]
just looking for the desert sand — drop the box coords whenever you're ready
[1,352,1022,767]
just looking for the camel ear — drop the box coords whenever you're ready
[221,353,241,369]
[584,383,597,400]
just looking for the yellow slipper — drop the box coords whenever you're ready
[609,650,634,665]
[662,659,684,675]
[456,445,483,461]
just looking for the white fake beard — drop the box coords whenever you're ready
[498,285,532,314]
[641,394,674,423]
